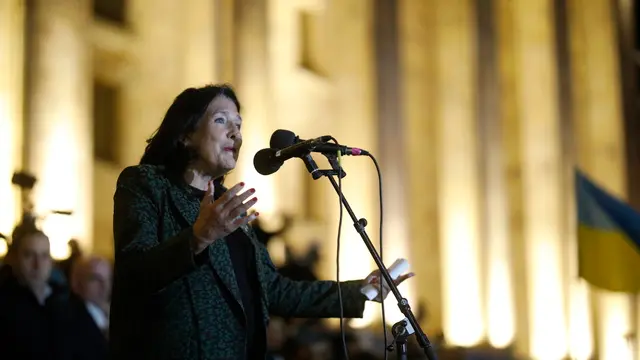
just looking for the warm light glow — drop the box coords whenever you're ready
[237,155,277,216]
[528,241,566,359]
[350,303,378,329]
[487,261,514,348]
[27,5,92,259]
[566,0,632,358]
[435,0,484,347]
[0,0,24,237]
[323,158,377,329]
[568,281,593,360]
[42,214,72,260]
[381,215,412,326]
[484,105,515,349]
[510,0,568,357]
[230,38,276,218]
[599,294,634,360]
[0,238,7,258]
[181,0,216,87]
[0,97,17,234]
[35,123,84,260]
[383,282,414,326]
[440,213,484,346]
[266,238,286,266]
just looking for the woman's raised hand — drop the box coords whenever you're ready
[192,181,258,253]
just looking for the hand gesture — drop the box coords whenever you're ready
[362,269,415,303]
[192,181,258,253]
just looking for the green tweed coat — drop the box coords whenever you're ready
[108,165,367,360]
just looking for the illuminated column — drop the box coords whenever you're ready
[0,0,25,243]
[374,0,414,326]
[497,0,568,358]
[215,0,236,84]
[434,0,485,346]
[398,0,443,334]
[323,0,377,283]
[321,0,377,328]
[495,0,530,353]
[230,0,277,215]
[567,1,632,359]
[476,0,515,349]
[25,0,92,259]
[181,0,217,86]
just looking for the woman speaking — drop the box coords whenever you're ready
[108,84,413,360]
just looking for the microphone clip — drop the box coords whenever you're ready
[323,153,347,179]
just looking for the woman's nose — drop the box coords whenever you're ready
[228,127,240,140]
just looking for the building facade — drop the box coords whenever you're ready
[0,0,638,359]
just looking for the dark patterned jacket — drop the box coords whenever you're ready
[108,165,367,360]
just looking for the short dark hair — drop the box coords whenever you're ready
[140,84,241,179]
[8,221,48,256]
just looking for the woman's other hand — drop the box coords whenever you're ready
[362,269,415,303]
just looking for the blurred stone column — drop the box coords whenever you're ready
[228,0,277,215]
[0,0,25,236]
[433,0,485,347]
[567,1,632,359]
[476,0,515,350]
[181,0,217,87]
[24,0,92,259]
[373,0,414,326]
[318,0,377,328]
[496,0,568,358]
[398,0,443,336]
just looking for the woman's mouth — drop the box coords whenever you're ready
[223,146,235,153]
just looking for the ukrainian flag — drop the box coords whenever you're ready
[576,170,640,293]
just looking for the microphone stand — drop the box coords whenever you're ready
[389,319,412,360]
[302,153,438,360]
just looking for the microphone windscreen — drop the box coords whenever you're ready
[270,129,297,150]
[253,148,283,176]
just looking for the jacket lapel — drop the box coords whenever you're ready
[240,224,270,323]
[166,184,243,309]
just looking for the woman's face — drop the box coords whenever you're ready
[186,95,242,177]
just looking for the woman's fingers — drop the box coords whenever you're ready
[200,180,216,206]
[197,181,260,237]
[214,182,246,208]
[228,197,258,220]
[232,211,260,228]
[394,272,415,286]
[222,187,256,213]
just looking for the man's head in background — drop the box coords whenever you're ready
[70,255,112,307]
[6,228,52,293]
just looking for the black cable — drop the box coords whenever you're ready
[367,153,387,360]
[330,137,349,360]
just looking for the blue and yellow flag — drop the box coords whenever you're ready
[576,170,640,293]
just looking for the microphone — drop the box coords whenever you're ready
[270,129,350,179]
[269,129,368,156]
[253,148,283,176]
[253,130,368,176]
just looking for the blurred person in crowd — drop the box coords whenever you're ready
[68,255,111,359]
[11,215,67,285]
[58,238,84,280]
[278,242,321,282]
[70,255,112,330]
[109,84,414,360]
[266,317,287,360]
[0,228,100,359]
[252,214,293,246]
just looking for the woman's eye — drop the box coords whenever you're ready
[214,117,225,124]
[236,123,241,130]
